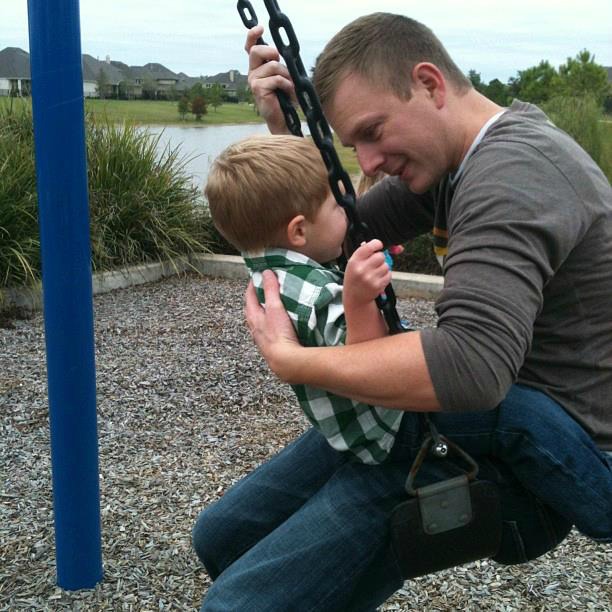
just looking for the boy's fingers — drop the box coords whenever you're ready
[356,238,384,257]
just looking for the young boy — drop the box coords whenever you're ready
[205,134,611,539]
[206,134,402,464]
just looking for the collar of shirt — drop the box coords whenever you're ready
[450,109,507,187]
[242,247,339,273]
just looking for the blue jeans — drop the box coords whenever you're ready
[192,384,610,611]
[437,384,612,542]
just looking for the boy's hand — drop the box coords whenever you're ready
[245,25,295,135]
[344,239,392,305]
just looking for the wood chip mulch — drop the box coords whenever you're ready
[1,274,610,611]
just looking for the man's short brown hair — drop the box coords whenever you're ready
[313,13,471,110]
[205,135,329,252]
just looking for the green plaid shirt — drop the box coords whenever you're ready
[243,248,403,464]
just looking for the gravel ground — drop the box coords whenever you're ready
[1,273,610,611]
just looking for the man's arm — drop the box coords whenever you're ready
[245,270,441,411]
[357,176,436,246]
[343,240,390,344]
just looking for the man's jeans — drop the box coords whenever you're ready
[192,384,611,611]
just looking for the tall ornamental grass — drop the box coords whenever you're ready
[0,107,40,287]
[543,94,611,181]
[0,107,210,290]
[87,119,208,270]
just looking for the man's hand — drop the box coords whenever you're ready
[245,25,295,135]
[245,270,301,380]
[343,240,392,307]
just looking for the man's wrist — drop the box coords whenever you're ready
[275,343,309,384]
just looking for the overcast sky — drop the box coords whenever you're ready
[5,1,611,83]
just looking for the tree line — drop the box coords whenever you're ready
[467,49,611,111]
[177,82,253,120]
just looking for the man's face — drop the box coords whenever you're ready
[327,72,451,194]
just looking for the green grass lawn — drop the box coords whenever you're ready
[84,99,268,125]
[0,96,267,126]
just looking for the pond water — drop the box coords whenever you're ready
[145,122,308,189]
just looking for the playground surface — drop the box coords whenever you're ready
[1,273,610,610]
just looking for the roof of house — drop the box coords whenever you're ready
[81,54,125,83]
[0,47,247,91]
[175,75,207,91]
[204,70,247,87]
[142,63,178,80]
[0,47,31,78]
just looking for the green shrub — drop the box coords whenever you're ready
[0,106,40,287]
[86,119,209,270]
[392,234,441,275]
[0,107,212,289]
[543,94,611,180]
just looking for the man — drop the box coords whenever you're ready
[193,14,611,611]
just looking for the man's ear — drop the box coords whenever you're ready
[286,214,307,248]
[412,62,446,108]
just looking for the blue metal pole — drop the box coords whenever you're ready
[27,0,103,590]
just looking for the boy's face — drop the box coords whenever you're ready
[303,191,348,264]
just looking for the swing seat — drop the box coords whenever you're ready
[390,434,502,579]
[390,478,502,578]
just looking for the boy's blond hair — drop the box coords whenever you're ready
[205,135,329,252]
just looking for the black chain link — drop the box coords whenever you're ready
[237,0,406,334]
[237,0,302,136]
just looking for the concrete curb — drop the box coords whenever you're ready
[191,254,443,299]
[1,253,442,312]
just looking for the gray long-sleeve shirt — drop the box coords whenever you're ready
[359,101,612,450]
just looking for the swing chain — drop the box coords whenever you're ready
[239,0,407,334]
[237,0,303,136]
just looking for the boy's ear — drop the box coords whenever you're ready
[286,215,307,247]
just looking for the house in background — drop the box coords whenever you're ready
[0,47,31,96]
[203,70,248,100]
[82,54,125,98]
[137,63,180,98]
[0,47,247,100]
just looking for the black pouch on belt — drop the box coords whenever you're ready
[390,433,502,579]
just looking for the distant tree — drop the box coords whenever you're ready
[235,83,249,103]
[208,84,223,112]
[96,68,109,100]
[178,96,190,119]
[485,78,511,106]
[141,77,157,100]
[543,94,606,169]
[190,82,206,100]
[553,50,610,105]
[508,60,557,104]
[467,69,486,94]
[118,79,135,100]
[191,95,207,120]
